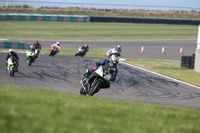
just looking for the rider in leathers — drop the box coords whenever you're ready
[6,49,19,71]
[106,45,122,58]
[83,54,119,90]
[33,40,41,50]
[75,44,89,57]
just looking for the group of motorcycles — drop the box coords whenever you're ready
[6,43,120,97]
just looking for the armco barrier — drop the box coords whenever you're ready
[0,14,90,22]
[90,16,200,25]
[1,14,199,25]
[0,41,32,49]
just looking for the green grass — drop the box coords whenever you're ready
[0,85,200,133]
[1,20,200,132]
[124,57,200,87]
[0,21,197,40]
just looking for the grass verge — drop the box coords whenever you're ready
[0,85,200,133]
[0,21,197,40]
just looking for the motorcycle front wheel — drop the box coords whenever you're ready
[10,67,15,76]
[80,87,87,95]
[88,77,102,96]
[28,57,32,66]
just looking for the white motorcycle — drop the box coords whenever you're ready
[106,48,121,58]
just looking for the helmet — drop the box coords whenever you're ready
[110,54,119,66]
[117,45,121,50]
[30,45,34,50]
[85,44,88,47]
[9,48,14,53]
[35,40,39,44]
[56,41,60,46]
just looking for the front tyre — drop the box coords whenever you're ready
[88,77,102,96]
[28,58,32,66]
[80,87,87,95]
[10,67,15,76]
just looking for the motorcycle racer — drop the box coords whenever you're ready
[75,44,89,57]
[49,41,60,56]
[6,49,19,61]
[28,45,35,53]
[106,45,122,58]
[6,49,19,71]
[52,41,61,51]
[83,54,119,90]
[33,40,41,50]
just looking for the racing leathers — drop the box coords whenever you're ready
[51,43,60,52]
[6,52,19,71]
[33,42,41,50]
[106,47,121,58]
[6,52,19,61]
[83,59,118,89]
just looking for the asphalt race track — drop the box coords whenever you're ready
[1,52,200,109]
[11,39,197,60]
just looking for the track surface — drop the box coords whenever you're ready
[1,52,200,109]
[11,39,197,60]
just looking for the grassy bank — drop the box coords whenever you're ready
[0,21,197,40]
[1,8,200,19]
[0,85,200,133]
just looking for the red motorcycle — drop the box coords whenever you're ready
[49,46,59,57]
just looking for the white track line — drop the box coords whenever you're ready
[119,61,200,90]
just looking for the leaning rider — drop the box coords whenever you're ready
[106,45,122,58]
[52,41,61,52]
[83,54,119,90]
[33,40,42,50]
[5,49,19,71]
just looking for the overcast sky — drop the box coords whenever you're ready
[26,0,200,8]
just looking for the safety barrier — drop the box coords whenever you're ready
[181,54,195,68]
[0,14,199,25]
[0,41,32,49]
[0,14,90,22]
[90,16,200,25]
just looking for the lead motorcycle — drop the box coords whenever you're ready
[80,66,111,96]
[6,56,18,76]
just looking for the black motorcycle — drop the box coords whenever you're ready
[80,66,111,96]
[75,47,87,57]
